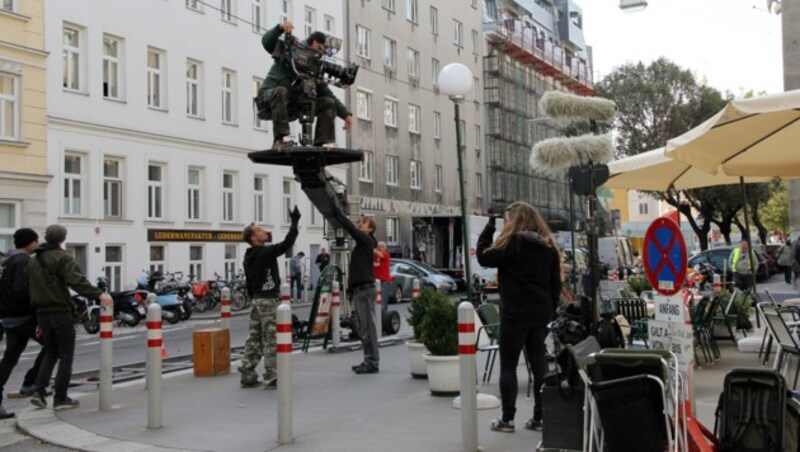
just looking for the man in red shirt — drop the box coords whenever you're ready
[373,241,393,316]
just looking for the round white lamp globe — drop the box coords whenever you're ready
[437,63,473,97]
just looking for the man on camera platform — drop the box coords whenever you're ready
[257,22,353,150]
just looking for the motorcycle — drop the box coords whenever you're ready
[96,276,146,327]
[137,270,188,324]
[71,291,101,334]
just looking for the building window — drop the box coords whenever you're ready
[359,151,373,182]
[0,74,19,140]
[147,163,164,219]
[434,164,442,193]
[63,25,82,91]
[474,125,481,150]
[433,111,441,139]
[476,172,483,198]
[472,29,479,54]
[407,48,419,78]
[356,25,370,59]
[386,155,399,186]
[356,88,372,120]
[187,167,201,220]
[220,0,235,23]
[251,0,262,32]
[408,104,421,134]
[186,0,203,11]
[224,244,237,280]
[639,203,649,215]
[431,58,440,86]
[310,203,321,226]
[304,6,315,36]
[149,245,165,274]
[254,175,266,223]
[63,154,82,216]
[0,202,19,253]
[453,20,463,47]
[222,172,236,222]
[386,217,398,243]
[186,59,202,117]
[1,0,15,12]
[473,77,480,101]
[384,96,398,127]
[189,245,204,280]
[410,160,422,190]
[103,159,123,218]
[147,48,166,109]
[282,179,292,225]
[104,246,123,292]
[102,35,122,100]
[382,0,395,12]
[383,37,396,69]
[252,77,266,129]
[430,6,438,34]
[221,69,236,124]
[279,0,291,23]
[323,15,334,33]
[406,0,418,23]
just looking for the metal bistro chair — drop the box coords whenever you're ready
[476,303,501,384]
[613,298,650,348]
[759,302,800,390]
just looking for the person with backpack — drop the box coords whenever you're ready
[0,228,46,418]
[476,202,562,433]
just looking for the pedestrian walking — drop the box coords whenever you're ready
[239,207,300,389]
[289,252,304,302]
[28,225,112,411]
[476,202,561,433]
[374,241,393,315]
[315,247,330,273]
[777,238,793,284]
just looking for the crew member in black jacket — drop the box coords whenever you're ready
[333,210,379,374]
[477,202,561,433]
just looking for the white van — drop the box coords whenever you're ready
[597,236,636,276]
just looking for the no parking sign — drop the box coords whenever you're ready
[643,217,687,296]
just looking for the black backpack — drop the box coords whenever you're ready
[596,312,625,349]
[0,253,29,317]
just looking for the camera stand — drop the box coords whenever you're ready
[298,79,317,146]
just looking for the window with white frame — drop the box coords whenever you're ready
[221,69,236,124]
[453,20,463,47]
[473,77,480,100]
[408,104,420,134]
[407,48,419,78]
[1,0,15,11]
[430,6,438,34]
[147,48,166,109]
[104,246,123,292]
[282,179,292,224]
[102,35,122,100]
[434,164,442,193]
[356,25,370,59]
[186,59,202,117]
[386,155,399,186]
[323,15,334,33]
[410,160,422,190]
[474,125,482,150]
[433,111,441,139]
[476,172,483,198]
[187,167,201,220]
[406,0,418,22]
[103,158,123,218]
[147,163,164,219]
[639,203,649,215]
[310,204,321,226]
[62,25,82,91]
[356,89,372,120]
[220,0,235,23]
[304,6,316,36]
[386,217,398,243]
[222,172,236,222]
[252,77,266,129]
[0,74,19,140]
[431,58,440,86]
[63,154,82,216]
[253,175,266,223]
[384,97,398,127]
[224,244,237,280]
[186,0,202,11]
[359,151,373,182]
[189,245,204,280]
[279,0,291,23]
[0,202,19,253]
[149,245,165,274]
[251,0,262,32]
[472,29,479,54]
[383,37,396,69]
[382,0,395,12]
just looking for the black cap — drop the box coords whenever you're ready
[13,228,39,249]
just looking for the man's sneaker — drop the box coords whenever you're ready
[524,417,543,430]
[352,363,379,374]
[0,406,14,419]
[29,392,46,408]
[241,378,260,388]
[490,419,515,433]
[19,384,36,396]
[263,378,277,390]
[53,397,79,411]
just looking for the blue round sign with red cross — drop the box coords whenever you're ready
[643,217,687,296]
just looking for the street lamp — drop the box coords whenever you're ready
[438,63,474,303]
[619,0,648,12]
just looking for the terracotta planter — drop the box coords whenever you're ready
[423,353,460,396]
[406,340,429,379]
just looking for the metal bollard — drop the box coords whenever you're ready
[220,287,232,330]
[412,278,421,299]
[277,301,293,444]
[331,281,341,348]
[375,279,382,337]
[458,301,478,452]
[303,273,309,303]
[146,295,162,429]
[99,303,113,411]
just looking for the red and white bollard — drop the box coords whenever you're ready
[220,287,232,330]
[458,301,478,451]
[712,274,722,295]
[99,303,113,411]
[277,301,293,444]
[303,273,309,303]
[146,294,162,429]
[281,282,291,304]
[374,279,382,337]
[331,281,341,348]
[412,279,421,299]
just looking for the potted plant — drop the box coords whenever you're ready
[418,290,460,396]
[405,288,434,378]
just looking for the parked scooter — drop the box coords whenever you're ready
[136,270,187,324]
[96,276,146,327]
[71,291,101,334]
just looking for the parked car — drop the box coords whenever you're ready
[756,249,779,276]
[389,259,457,302]
[687,246,769,283]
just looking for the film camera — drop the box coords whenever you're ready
[273,32,358,88]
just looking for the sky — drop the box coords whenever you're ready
[579,0,784,96]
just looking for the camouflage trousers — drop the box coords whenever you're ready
[238,296,278,382]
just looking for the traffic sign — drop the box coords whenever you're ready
[643,217,687,296]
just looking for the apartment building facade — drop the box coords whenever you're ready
[45,0,346,290]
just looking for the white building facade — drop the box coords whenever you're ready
[45,0,346,290]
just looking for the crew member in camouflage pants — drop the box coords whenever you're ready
[240,206,300,389]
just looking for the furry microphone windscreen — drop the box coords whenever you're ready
[539,91,616,123]
[529,134,613,176]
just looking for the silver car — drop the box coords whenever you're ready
[389,259,457,302]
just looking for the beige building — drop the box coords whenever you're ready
[0,0,48,252]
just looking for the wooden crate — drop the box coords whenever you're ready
[192,328,230,377]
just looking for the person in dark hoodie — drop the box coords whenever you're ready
[27,224,112,410]
[476,202,561,433]
[239,207,300,389]
[0,228,46,418]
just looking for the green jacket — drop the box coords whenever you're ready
[28,243,102,313]
[259,24,350,119]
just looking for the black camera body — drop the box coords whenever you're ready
[272,34,358,88]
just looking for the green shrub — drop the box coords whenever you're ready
[407,288,436,341]
[627,275,653,296]
[417,290,459,356]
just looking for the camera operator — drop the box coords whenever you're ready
[257,22,353,149]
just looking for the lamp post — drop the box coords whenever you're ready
[438,63,474,304]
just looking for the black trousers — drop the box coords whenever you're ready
[498,317,549,422]
[290,273,302,299]
[0,317,45,403]
[35,312,75,401]
[733,273,753,291]
[264,86,336,144]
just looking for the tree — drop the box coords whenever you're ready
[761,179,789,234]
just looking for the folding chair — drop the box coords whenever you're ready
[759,302,800,389]
[476,303,501,383]
[713,288,744,344]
